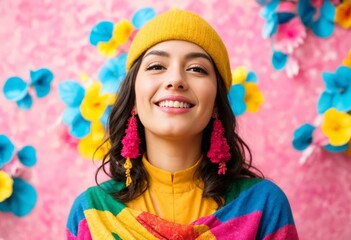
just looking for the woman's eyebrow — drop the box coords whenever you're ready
[143,51,212,63]
[185,52,212,63]
[143,50,169,58]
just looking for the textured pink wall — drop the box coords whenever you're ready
[0,0,350,239]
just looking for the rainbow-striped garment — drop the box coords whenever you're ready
[66,178,298,239]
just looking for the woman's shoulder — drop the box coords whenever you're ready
[69,180,125,211]
[224,178,291,206]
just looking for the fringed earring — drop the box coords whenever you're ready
[207,113,231,175]
[121,110,140,186]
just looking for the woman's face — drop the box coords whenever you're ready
[134,40,217,140]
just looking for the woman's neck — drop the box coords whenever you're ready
[144,132,202,173]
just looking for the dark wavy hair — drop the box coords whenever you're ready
[96,54,263,208]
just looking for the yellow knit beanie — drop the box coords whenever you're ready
[126,9,232,91]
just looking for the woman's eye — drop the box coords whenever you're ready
[146,64,165,71]
[187,66,208,75]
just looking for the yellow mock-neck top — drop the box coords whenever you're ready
[125,155,218,224]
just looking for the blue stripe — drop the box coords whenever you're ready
[214,179,295,238]
[66,192,88,236]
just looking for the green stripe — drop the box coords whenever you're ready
[112,232,122,239]
[86,180,126,215]
[223,178,262,204]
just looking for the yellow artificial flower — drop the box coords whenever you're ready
[243,82,264,113]
[112,20,133,45]
[335,1,351,29]
[321,108,351,146]
[342,50,351,68]
[231,66,247,85]
[0,170,14,202]
[78,121,110,160]
[97,39,119,57]
[80,82,116,122]
[97,20,133,57]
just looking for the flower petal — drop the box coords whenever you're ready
[322,71,338,92]
[0,178,37,217]
[30,68,54,98]
[131,7,157,29]
[335,66,351,86]
[16,94,33,110]
[70,115,91,139]
[335,2,351,29]
[97,40,119,57]
[333,90,351,112]
[98,53,127,94]
[58,81,85,107]
[17,146,37,168]
[277,12,295,24]
[62,107,81,126]
[3,77,29,101]
[292,123,315,151]
[262,16,278,38]
[317,91,333,114]
[243,83,264,113]
[112,20,133,45]
[246,71,258,83]
[311,16,335,38]
[323,143,349,152]
[320,0,336,22]
[228,84,246,116]
[231,66,247,85]
[297,0,316,27]
[0,135,15,168]
[0,171,13,202]
[89,21,114,46]
[272,50,288,70]
[322,108,351,146]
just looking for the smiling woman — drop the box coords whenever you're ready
[66,9,299,239]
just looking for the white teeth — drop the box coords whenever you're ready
[158,100,191,108]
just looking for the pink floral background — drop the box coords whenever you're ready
[0,0,350,239]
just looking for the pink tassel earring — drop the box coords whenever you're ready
[207,113,231,175]
[121,110,140,186]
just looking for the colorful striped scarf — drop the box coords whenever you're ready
[67,178,298,239]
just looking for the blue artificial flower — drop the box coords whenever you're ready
[0,178,37,217]
[58,81,85,108]
[246,71,258,83]
[30,68,54,98]
[98,53,127,94]
[0,135,15,168]
[317,66,351,113]
[89,21,114,46]
[16,94,33,110]
[62,107,91,139]
[292,123,315,151]
[324,143,349,153]
[228,84,246,116]
[297,0,316,28]
[17,146,37,168]
[2,68,53,110]
[298,0,335,38]
[59,81,91,138]
[272,50,288,70]
[260,0,280,38]
[311,0,335,38]
[132,7,156,29]
[3,77,29,102]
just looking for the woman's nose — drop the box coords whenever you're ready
[166,68,188,90]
